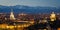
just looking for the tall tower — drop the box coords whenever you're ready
[10,9,15,20]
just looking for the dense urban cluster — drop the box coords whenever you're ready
[0,11,60,30]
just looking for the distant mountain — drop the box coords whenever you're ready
[0,5,60,14]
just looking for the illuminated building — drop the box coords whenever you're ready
[18,13,27,16]
[10,9,15,20]
[5,17,7,20]
[57,28,60,30]
[50,12,56,21]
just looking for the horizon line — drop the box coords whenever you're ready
[0,5,58,7]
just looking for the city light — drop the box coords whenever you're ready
[0,10,60,30]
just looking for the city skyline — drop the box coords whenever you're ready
[0,0,60,7]
[0,0,60,30]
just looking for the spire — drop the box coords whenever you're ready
[52,12,54,14]
[10,9,15,20]
[11,9,13,12]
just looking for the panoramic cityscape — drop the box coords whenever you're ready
[0,0,60,30]
[0,8,60,30]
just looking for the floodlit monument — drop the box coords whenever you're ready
[50,12,56,21]
[10,9,15,20]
